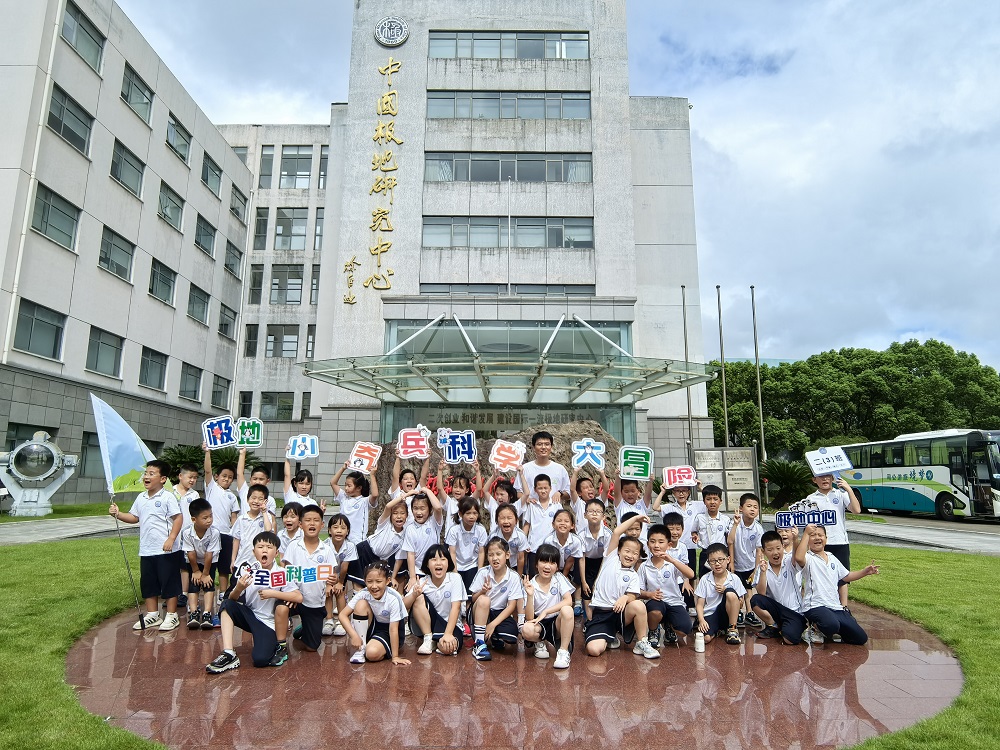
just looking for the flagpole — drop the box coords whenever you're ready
[111,495,146,630]
[751,285,767,462]
[716,285,729,447]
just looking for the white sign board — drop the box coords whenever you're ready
[804,446,854,477]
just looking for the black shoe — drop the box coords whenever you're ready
[757,626,781,639]
[664,627,678,644]
[489,636,506,652]
[177,594,188,609]
[187,610,201,630]
[268,642,289,667]
[206,651,239,673]
[292,626,303,640]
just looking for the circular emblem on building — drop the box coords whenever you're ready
[374,16,409,47]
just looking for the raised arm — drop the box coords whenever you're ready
[203,443,213,484]
[283,456,294,496]
[235,447,247,490]
[606,514,649,557]
[391,453,402,493]
[376,486,404,525]
[838,477,862,514]
[330,462,348,495]
[436,460,450,504]
[369,464,380,507]
[794,524,814,568]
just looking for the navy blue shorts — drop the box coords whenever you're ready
[645,600,692,634]
[140,551,183,600]
[366,618,407,658]
[584,606,636,644]
[539,616,574,653]
[219,534,234,575]
[487,608,519,644]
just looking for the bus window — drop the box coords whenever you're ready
[845,446,862,468]
[930,439,950,466]
[912,442,931,466]
[886,443,904,466]
[870,444,885,468]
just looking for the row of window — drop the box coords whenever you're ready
[419,283,597,296]
[258,145,329,190]
[248,264,321,306]
[254,208,324,252]
[427,91,590,120]
[237,392,310,422]
[12,299,232,405]
[422,216,595,249]
[425,152,592,183]
[244,324,316,360]
[428,31,589,61]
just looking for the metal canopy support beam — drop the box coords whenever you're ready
[571,314,632,357]
[615,368,673,400]
[526,357,548,403]
[407,359,449,401]
[453,314,490,402]
[350,363,405,400]
[567,360,615,403]
[542,314,566,355]
[627,375,714,402]
[383,313,446,357]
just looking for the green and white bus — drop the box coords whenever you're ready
[841,429,1000,521]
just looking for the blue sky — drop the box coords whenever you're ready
[117,0,1000,368]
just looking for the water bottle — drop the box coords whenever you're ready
[694,631,705,653]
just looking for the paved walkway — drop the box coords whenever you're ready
[68,604,961,749]
[0,515,136,545]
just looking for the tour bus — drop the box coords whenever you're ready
[840,429,1000,521]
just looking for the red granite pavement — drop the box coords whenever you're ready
[67,602,962,749]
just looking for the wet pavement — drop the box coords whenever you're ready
[68,603,961,749]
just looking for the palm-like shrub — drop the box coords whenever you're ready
[759,458,814,508]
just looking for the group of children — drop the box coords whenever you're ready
[110,431,879,675]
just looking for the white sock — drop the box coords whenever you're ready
[422,633,433,645]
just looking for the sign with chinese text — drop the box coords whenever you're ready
[571,438,606,471]
[203,416,237,449]
[662,465,697,488]
[397,425,431,459]
[619,445,654,481]
[235,418,263,448]
[438,428,478,465]
[348,441,383,474]
[489,439,526,472]
[805,447,853,477]
[286,435,320,460]
[775,509,838,529]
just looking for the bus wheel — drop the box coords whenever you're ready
[935,494,958,521]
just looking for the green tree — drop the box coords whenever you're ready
[759,459,814,508]
[158,444,261,481]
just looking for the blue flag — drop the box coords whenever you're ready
[90,394,156,495]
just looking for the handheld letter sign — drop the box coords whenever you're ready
[619,445,654,481]
[571,438,606,471]
[348,441,383,474]
[662,465,698,488]
[235,418,264,448]
[396,425,431,459]
[438,428,478,465]
[286,435,320,460]
[203,416,237,449]
[489,439,526,472]
[804,447,854,478]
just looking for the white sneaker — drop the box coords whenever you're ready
[607,636,621,649]
[417,635,434,655]
[217,591,225,606]
[633,638,661,659]
[804,626,825,645]
[322,619,336,636]
[332,621,347,636]
[349,647,367,664]
[133,612,162,631]
[158,612,180,632]
[533,641,549,659]
[553,649,571,669]
[404,621,411,636]
[688,607,697,617]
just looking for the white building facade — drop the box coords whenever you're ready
[222,0,715,500]
[1,0,251,503]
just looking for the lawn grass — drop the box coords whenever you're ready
[847,513,888,523]
[0,539,996,749]
[0,502,114,523]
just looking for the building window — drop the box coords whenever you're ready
[179,363,202,400]
[270,264,303,304]
[62,2,105,71]
[80,432,103,477]
[194,215,216,256]
[422,216,594,249]
[261,392,294,421]
[110,140,145,197]
[31,184,79,249]
[314,208,324,250]
[212,375,231,409]
[121,64,153,122]
[248,265,263,304]
[232,146,248,164]
[318,146,329,189]
[279,145,313,189]
[139,346,168,390]
[86,326,123,376]
[254,208,268,251]
[266,325,298,358]
[230,187,247,222]
[6,423,57,452]
[47,85,93,154]
[274,208,307,250]
[225,242,243,278]
[201,154,222,196]
[259,145,274,188]
[166,113,191,162]
[157,181,183,230]
[244,324,258,357]
[310,264,320,305]
[306,325,316,360]
[428,31,589,60]
[187,284,210,324]
[218,304,237,339]
[13,300,64,359]
[301,392,311,420]
[99,227,134,280]
[425,152,592,183]
[239,391,253,418]
[149,259,176,304]
[426,91,590,120]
